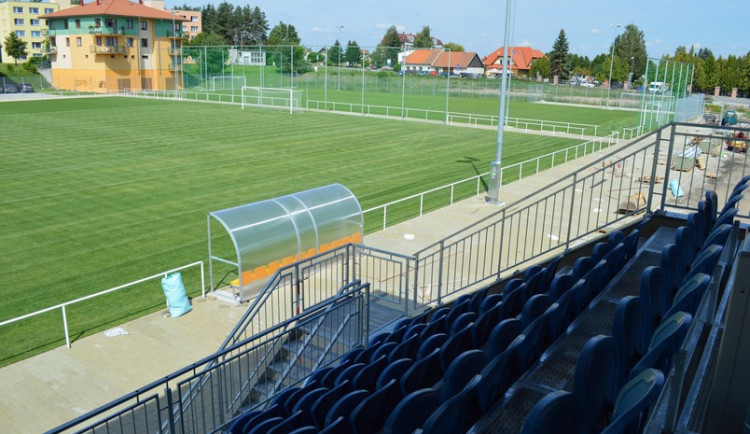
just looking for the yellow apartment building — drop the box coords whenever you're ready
[0,0,72,62]
[40,0,186,92]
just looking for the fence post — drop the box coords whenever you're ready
[165,386,177,434]
[412,254,419,312]
[383,206,387,230]
[62,305,71,349]
[436,241,444,305]
[565,173,578,250]
[497,211,506,278]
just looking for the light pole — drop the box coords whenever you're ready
[606,23,622,110]
[336,25,343,91]
[487,0,514,205]
[628,56,635,88]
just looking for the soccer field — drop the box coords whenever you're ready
[0,96,587,364]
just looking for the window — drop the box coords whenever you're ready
[105,19,115,28]
[95,18,101,27]
[29,7,39,14]
[49,21,55,30]
[31,31,41,38]
[105,37,116,47]
[182,25,187,31]
[141,55,148,59]
[140,21,147,30]
[126,19,133,29]
[76,37,82,47]
[13,6,23,13]
[191,16,198,22]
[30,19,40,26]
[14,19,24,25]
[141,38,148,47]
[75,19,80,29]
[32,42,42,49]
[126,38,133,47]
[33,53,42,58]
[95,36,102,46]
[191,26,198,32]
[15,30,26,37]
[44,8,54,14]
[65,37,70,47]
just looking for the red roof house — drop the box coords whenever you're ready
[483,46,546,78]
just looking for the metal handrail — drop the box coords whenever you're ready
[0,261,205,349]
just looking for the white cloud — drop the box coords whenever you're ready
[590,28,600,34]
[519,40,533,47]
[691,42,701,50]
[654,38,663,44]
[311,27,327,33]
[645,42,653,47]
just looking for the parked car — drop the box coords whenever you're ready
[2,85,18,93]
[416,70,431,76]
[610,81,623,89]
[580,82,595,88]
[19,83,34,93]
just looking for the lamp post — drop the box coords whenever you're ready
[336,25,343,91]
[487,0,514,205]
[606,23,622,110]
[628,56,635,87]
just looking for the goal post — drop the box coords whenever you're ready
[209,75,247,92]
[241,86,305,114]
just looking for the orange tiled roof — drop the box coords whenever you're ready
[40,0,186,21]
[483,46,545,71]
[405,49,479,68]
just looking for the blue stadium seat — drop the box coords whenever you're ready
[520,391,582,434]
[661,244,682,297]
[226,409,262,434]
[705,190,718,229]
[376,358,414,389]
[441,349,488,400]
[354,342,382,365]
[403,322,427,340]
[311,381,352,428]
[439,322,475,371]
[613,296,649,387]
[682,245,722,284]
[629,311,692,381]
[325,390,370,426]
[721,193,743,214]
[448,311,478,335]
[548,273,577,301]
[471,306,500,347]
[714,207,738,229]
[388,332,421,362]
[609,230,625,247]
[582,259,608,300]
[369,342,397,365]
[688,212,707,251]
[479,293,503,314]
[545,299,570,339]
[623,229,640,262]
[335,363,367,390]
[417,333,449,360]
[267,409,305,434]
[384,322,409,344]
[477,337,524,411]
[484,318,523,359]
[573,335,620,433]
[540,255,564,290]
[521,294,553,328]
[666,273,711,319]
[442,301,471,331]
[401,348,443,395]
[522,269,545,300]
[368,332,390,347]
[428,307,451,326]
[601,369,665,434]
[292,387,330,426]
[602,243,625,280]
[500,284,525,319]
[352,354,388,392]
[516,312,554,369]
[676,226,696,272]
[571,256,596,280]
[285,382,323,415]
[503,278,525,297]
[238,405,285,433]
[639,266,668,330]
[321,363,355,389]
[271,386,301,410]
[383,388,442,434]
[592,242,612,262]
[318,416,347,434]
[523,265,544,281]
[350,378,403,434]
[703,224,732,251]
[567,278,592,320]
[419,316,446,341]
[289,426,318,434]
[468,284,491,312]
[422,375,483,433]
[247,416,285,434]
[340,347,365,366]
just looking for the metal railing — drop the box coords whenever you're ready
[90,45,126,54]
[47,284,368,434]
[0,261,205,349]
[363,132,621,231]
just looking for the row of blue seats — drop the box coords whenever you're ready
[521,180,747,434]
[225,224,645,433]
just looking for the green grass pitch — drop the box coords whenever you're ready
[0,96,609,364]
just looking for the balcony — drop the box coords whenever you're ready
[41,29,57,37]
[166,30,184,39]
[42,45,57,54]
[168,47,182,56]
[89,26,125,36]
[90,45,126,55]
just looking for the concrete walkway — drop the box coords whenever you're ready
[0,136,636,433]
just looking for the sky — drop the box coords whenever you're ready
[170,0,749,60]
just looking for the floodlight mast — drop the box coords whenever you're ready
[487,0,514,204]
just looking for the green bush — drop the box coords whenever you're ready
[23,57,40,73]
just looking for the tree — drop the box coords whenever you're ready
[267,21,300,45]
[266,22,309,74]
[185,33,228,77]
[375,25,401,67]
[414,26,433,48]
[529,56,551,79]
[612,24,647,81]
[548,29,570,79]
[444,42,464,52]
[4,32,27,65]
[344,40,361,66]
[327,40,342,67]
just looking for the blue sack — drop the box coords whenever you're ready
[668,179,684,198]
[161,272,193,318]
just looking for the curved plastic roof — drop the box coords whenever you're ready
[208,184,363,297]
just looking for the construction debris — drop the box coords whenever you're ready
[618,192,647,214]
[638,175,664,184]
